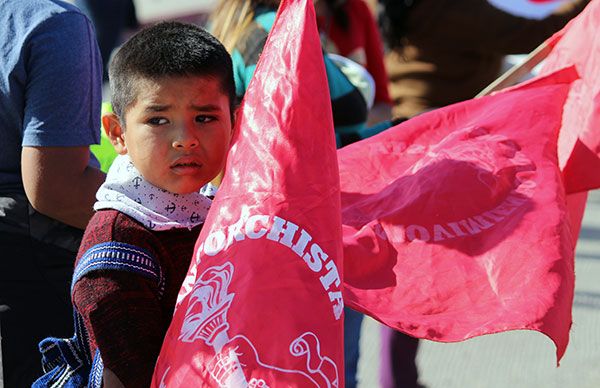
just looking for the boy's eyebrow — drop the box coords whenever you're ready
[190,104,222,112]
[143,104,223,112]
[145,104,170,112]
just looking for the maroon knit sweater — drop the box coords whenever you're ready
[72,210,202,387]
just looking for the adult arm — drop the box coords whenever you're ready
[352,1,393,125]
[22,146,105,229]
[20,11,104,229]
[356,0,392,105]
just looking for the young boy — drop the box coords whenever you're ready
[71,21,235,387]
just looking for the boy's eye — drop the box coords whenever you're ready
[196,115,215,124]
[147,117,168,125]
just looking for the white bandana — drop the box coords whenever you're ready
[94,155,214,231]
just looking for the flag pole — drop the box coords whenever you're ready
[476,40,553,98]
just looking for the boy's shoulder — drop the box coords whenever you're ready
[77,209,161,259]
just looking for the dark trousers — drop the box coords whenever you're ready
[344,307,364,388]
[0,233,75,387]
[390,332,421,388]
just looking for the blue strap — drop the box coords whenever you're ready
[36,311,93,387]
[88,349,104,388]
[72,241,165,297]
[35,241,165,387]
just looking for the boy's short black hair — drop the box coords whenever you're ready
[108,21,236,119]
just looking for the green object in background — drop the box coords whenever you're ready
[90,102,118,173]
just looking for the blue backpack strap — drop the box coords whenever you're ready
[34,241,164,387]
[72,241,165,297]
[87,349,104,388]
[35,312,94,387]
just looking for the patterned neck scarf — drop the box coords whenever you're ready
[94,155,214,231]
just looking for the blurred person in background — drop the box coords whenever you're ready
[377,0,590,386]
[0,0,104,385]
[210,0,370,148]
[75,0,139,82]
[316,0,393,126]
[381,0,590,118]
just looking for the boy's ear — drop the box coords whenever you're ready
[231,105,240,135]
[102,113,128,155]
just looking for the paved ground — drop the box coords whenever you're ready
[2,192,598,387]
[357,190,600,388]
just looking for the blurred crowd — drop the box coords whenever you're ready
[0,0,589,387]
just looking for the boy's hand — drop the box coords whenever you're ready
[103,367,126,388]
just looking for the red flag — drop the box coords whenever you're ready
[152,0,344,386]
[340,69,577,360]
[538,0,600,193]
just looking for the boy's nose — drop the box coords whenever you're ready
[172,127,199,149]
[173,138,198,149]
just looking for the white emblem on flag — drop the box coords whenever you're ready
[179,262,339,387]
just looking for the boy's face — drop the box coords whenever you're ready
[103,76,233,194]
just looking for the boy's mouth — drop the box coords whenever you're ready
[173,162,201,167]
[171,158,202,174]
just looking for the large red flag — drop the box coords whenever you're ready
[538,0,600,193]
[340,69,577,360]
[152,0,344,386]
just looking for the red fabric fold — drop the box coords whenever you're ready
[540,0,600,193]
